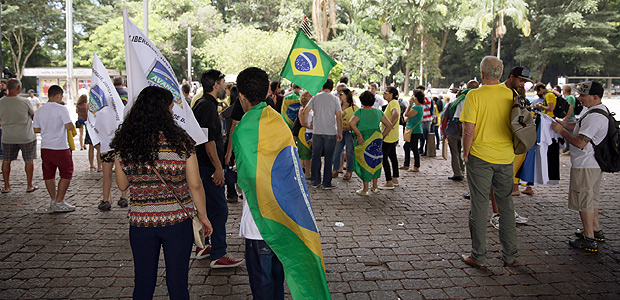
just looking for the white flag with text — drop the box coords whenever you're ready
[86,53,125,153]
[122,9,207,145]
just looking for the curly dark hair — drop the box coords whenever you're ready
[110,86,194,167]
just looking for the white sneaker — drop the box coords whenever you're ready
[51,201,76,213]
[514,211,528,224]
[490,213,500,230]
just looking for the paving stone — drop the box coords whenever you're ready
[1,145,619,298]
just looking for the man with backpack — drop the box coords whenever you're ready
[551,81,609,253]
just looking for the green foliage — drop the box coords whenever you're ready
[328,62,344,82]
[198,25,294,78]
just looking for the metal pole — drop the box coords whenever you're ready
[187,27,191,81]
[66,0,74,105]
[143,0,148,38]
[0,4,3,70]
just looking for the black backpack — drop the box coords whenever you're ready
[574,98,584,115]
[553,94,570,118]
[579,108,620,172]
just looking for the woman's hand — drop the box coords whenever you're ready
[198,213,213,237]
[356,135,365,145]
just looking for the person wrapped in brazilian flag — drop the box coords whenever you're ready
[348,91,393,196]
[296,91,314,179]
[232,67,331,300]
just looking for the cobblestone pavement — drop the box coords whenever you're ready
[1,139,619,299]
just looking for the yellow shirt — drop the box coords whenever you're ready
[342,105,359,131]
[544,92,556,118]
[382,100,401,143]
[460,83,514,164]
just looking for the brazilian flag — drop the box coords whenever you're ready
[297,126,313,160]
[354,131,383,182]
[233,102,331,300]
[280,29,337,96]
[281,92,302,128]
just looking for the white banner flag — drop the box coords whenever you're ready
[122,9,207,145]
[86,53,125,153]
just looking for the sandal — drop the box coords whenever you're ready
[398,166,409,170]
[1,188,10,194]
[332,170,339,178]
[26,186,39,193]
[343,172,352,180]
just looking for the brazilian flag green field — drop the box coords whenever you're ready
[280,29,337,95]
[233,102,331,299]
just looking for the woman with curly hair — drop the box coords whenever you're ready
[332,88,358,180]
[111,86,212,299]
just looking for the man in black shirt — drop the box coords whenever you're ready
[192,69,244,268]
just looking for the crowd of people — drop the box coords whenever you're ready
[0,54,613,298]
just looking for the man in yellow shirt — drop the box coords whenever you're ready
[379,86,401,189]
[459,56,518,269]
[534,83,556,117]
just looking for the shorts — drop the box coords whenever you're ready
[84,128,93,145]
[2,140,37,161]
[568,168,602,213]
[101,151,115,163]
[41,149,74,180]
[75,119,87,128]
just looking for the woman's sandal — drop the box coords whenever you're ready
[343,172,352,180]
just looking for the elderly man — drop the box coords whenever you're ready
[0,79,38,193]
[460,56,518,269]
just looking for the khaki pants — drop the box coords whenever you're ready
[447,134,464,177]
[466,155,518,264]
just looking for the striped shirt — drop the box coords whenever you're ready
[117,133,196,227]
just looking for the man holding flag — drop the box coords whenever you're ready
[234,66,330,300]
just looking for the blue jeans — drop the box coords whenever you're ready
[403,134,422,168]
[130,219,193,300]
[332,131,354,172]
[419,121,431,153]
[199,166,228,260]
[245,239,285,300]
[311,134,337,187]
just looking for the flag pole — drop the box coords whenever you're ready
[122,8,133,106]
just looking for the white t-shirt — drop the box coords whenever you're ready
[454,100,465,119]
[33,102,72,150]
[306,91,341,135]
[239,190,263,240]
[27,96,40,109]
[373,94,387,109]
[570,104,609,169]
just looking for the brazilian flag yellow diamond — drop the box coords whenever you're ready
[290,48,324,77]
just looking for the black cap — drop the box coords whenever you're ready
[509,66,533,82]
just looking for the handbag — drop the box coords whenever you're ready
[152,168,206,248]
[403,119,422,142]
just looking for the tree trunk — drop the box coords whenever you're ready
[311,0,321,40]
[328,0,337,37]
[321,1,328,41]
[433,29,450,87]
[403,24,417,97]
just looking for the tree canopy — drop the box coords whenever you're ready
[3,0,619,90]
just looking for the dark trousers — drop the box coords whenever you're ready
[199,166,228,260]
[246,239,285,300]
[311,134,337,187]
[419,121,431,153]
[403,134,422,168]
[130,219,193,300]
[382,141,399,181]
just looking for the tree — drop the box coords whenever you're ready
[457,0,531,58]
[312,0,338,41]
[198,25,294,77]
[1,0,63,79]
[515,0,618,82]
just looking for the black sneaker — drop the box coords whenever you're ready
[98,201,112,211]
[118,197,128,208]
[575,229,606,242]
[569,236,598,253]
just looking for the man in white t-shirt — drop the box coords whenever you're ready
[303,79,342,189]
[27,89,41,110]
[370,83,387,109]
[33,85,76,213]
[552,80,608,253]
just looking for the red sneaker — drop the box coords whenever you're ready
[195,245,211,260]
[209,253,244,268]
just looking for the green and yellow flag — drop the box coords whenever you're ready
[233,102,331,300]
[280,29,337,96]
